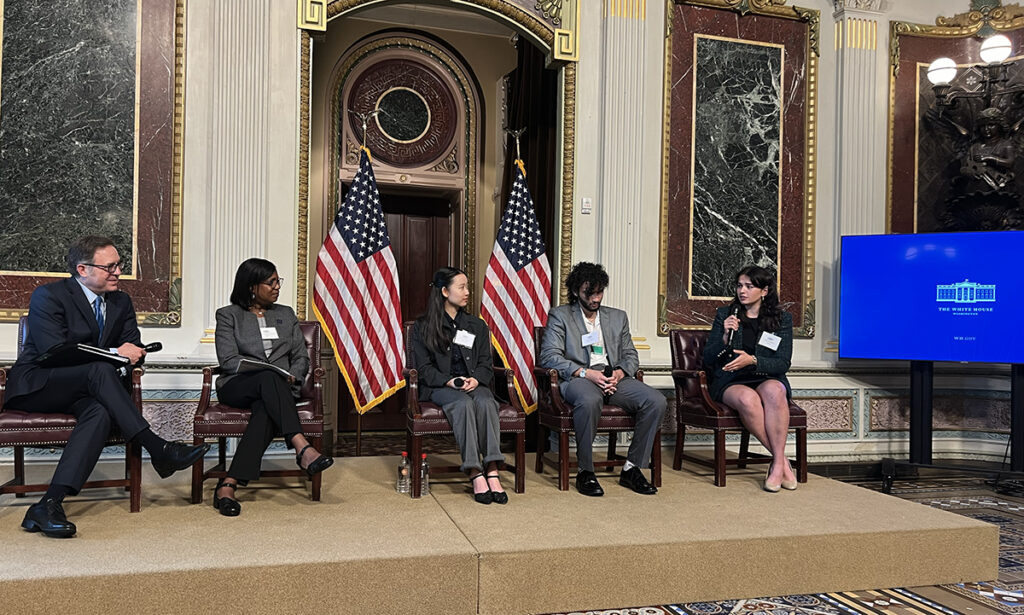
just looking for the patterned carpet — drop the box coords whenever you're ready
[542,476,1023,615]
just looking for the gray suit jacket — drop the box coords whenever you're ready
[539,303,640,384]
[214,303,309,397]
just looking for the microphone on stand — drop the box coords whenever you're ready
[717,305,741,365]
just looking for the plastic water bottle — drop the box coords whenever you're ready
[396,451,410,493]
[420,453,430,496]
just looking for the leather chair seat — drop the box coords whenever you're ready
[0,410,127,446]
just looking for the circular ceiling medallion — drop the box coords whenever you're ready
[346,57,458,167]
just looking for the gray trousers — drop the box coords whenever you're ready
[559,377,666,472]
[429,386,504,473]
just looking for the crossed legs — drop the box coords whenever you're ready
[722,380,795,486]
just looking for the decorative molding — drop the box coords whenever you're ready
[297,31,312,319]
[831,0,884,12]
[536,0,564,25]
[559,62,576,305]
[297,0,328,31]
[430,148,461,174]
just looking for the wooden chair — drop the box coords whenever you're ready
[0,316,143,511]
[533,326,662,491]
[401,321,526,499]
[669,329,807,487]
[191,321,327,503]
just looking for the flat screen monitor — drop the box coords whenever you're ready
[839,231,1022,364]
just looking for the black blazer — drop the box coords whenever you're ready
[214,303,309,398]
[6,277,142,400]
[703,305,793,402]
[410,311,493,401]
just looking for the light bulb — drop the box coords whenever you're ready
[927,57,957,85]
[980,34,1012,64]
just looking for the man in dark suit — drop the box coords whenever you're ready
[539,262,666,496]
[4,236,208,538]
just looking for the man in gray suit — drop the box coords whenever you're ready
[539,262,666,496]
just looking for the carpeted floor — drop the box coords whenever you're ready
[541,476,1022,615]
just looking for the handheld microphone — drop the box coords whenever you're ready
[602,365,613,378]
[142,342,162,353]
[453,377,465,388]
[717,306,741,365]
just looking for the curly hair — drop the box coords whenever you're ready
[565,262,609,305]
[729,265,784,331]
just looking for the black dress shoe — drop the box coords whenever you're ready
[213,480,241,517]
[296,444,334,478]
[151,442,211,479]
[619,466,657,495]
[575,470,604,497]
[21,498,76,538]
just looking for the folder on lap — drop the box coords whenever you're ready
[37,343,130,368]
[235,358,292,380]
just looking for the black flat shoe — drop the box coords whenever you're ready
[296,444,333,478]
[485,472,508,505]
[213,480,241,517]
[470,473,492,505]
[152,442,210,479]
[21,498,76,538]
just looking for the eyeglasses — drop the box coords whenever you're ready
[84,261,124,274]
[261,278,284,289]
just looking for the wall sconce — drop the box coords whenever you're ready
[927,35,1019,106]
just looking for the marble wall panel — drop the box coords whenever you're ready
[691,36,781,296]
[0,0,136,273]
[660,3,813,334]
[0,0,181,322]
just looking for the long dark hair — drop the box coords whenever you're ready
[729,265,784,331]
[229,258,277,308]
[417,266,467,354]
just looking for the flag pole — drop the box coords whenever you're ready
[505,126,527,175]
[350,109,381,149]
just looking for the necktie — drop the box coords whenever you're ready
[94,296,105,339]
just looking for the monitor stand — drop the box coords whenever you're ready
[880,362,1024,493]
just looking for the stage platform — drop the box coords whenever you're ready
[0,452,998,615]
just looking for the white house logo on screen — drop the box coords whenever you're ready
[936,279,996,304]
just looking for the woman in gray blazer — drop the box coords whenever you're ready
[703,266,796,493]
[212,258,333,516]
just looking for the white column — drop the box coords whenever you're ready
[829,0,888,343]
[184,1,299,349]
[593,0,664,336]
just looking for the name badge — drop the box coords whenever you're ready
[260,327,279,340]
[581,329,600,347]
[454,329,476,348]
[758,331,781,351]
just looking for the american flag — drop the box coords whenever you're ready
[481,161,550,413]
[313,148,405,412]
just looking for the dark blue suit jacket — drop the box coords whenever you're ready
[6,277,141,400]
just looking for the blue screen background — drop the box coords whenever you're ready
[839,231,1021,363]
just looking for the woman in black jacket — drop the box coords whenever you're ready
[703,266,796,492]
[410,267,507,504]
